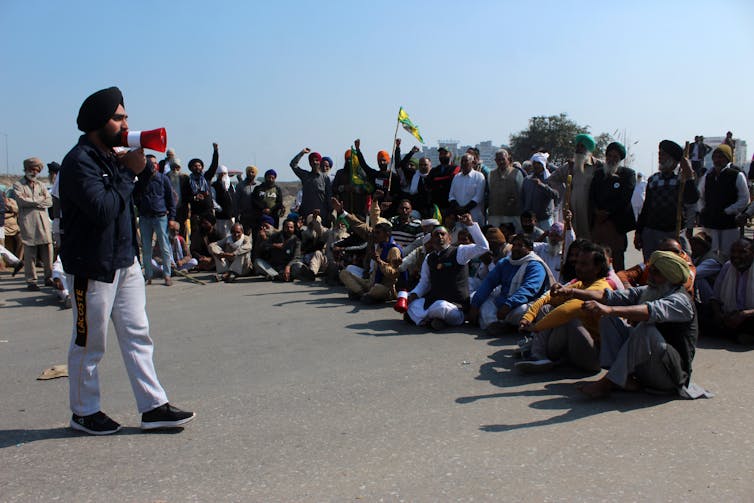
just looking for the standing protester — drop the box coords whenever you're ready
[2,191,23,272]
[549,134,600,239]
[521,153,559,231]
[697,144,749,258]
[289,147,332,225]
[211,165,236,239]
[251,169,284,232]
[689,136,711,178]
[13,157,53,290]
[426,146,460,219]
[158,147,176,173]
[635,140,699,261]
[47,161,63,252]
[135,154,176,286]
[488,148,523,232]
[165,157,189,238]
[589,141,636,271]
[185,143,220,244]
[60,86,194,435]
[448,153,487,225]
[235,165,259,234]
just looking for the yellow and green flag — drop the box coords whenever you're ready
[349,147,374,192]
[398,106,425,144]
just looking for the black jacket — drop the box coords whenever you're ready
[60,135,150,282]
[589,166,637,233]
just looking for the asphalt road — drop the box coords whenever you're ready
[1,255,752,501]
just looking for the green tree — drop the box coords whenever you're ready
[509,113,612,166]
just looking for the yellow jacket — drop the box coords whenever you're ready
[522,278,611,342]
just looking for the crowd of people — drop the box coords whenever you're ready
[3,115,753,408]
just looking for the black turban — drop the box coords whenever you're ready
[659,140,683,162]
[77,87,124,133]
[606,141,626,160]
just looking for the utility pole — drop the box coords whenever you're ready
[1,132,8,177]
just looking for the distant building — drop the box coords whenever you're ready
[422,139,508,167]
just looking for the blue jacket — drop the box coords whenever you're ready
[60,135,150,282]
[471,257,547,309]
[135,167,176,219]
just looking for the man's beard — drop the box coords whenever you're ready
[603,162,619,176]
[574,153,587,172]
[640,282,674,302]
[546,240,560,255]
[98,128,123,148]
[660,159,677,172]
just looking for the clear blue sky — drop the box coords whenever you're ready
[1,0,752,180]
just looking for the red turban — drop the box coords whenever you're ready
[377,150,390,162]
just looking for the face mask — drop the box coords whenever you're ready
[222,175,230,190]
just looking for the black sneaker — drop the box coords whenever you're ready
[70,411,122,435]
[141,403,195,430]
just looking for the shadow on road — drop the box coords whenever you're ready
[456,382,674,433]
[0,426,185,448]
[346,318,426,336]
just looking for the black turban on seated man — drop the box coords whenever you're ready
[659,140,684,162]
[76,86,124,133]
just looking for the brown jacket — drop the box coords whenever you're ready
[13,177,52,245]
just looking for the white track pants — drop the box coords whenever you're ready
[407,298,465,326]
[68,259,168,416]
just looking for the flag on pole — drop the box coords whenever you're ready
[397,106,425,144]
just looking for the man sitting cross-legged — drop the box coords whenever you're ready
[404,213,489,330]
[208,222,252,283]
[332,197,405,304]
[468,234,553,336]
[563,250,699,399]
[515,242,612,373]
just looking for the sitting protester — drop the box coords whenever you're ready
[515,242,612,373]
[190,213,224,271]
[404,213,489,330]
[153,220,199,274]
[468,234,553,336]
[706,238,754,346]
[333,197,405,304]
[569,250,702,399]
[208,222,253,282]
[253,218,301,281]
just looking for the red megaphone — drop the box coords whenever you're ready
[120,128,167,152]
[393,290,409,313]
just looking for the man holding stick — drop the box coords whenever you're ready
[634,140,699,261]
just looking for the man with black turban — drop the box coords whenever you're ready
[634,140,699,261]
[588,141,636,271]
[553,250,703,399]
[59,87,195,435]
